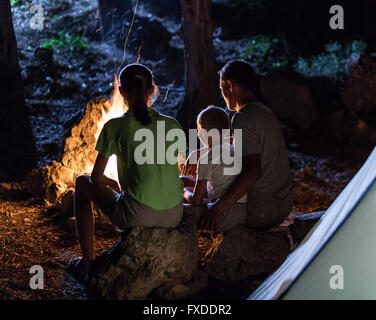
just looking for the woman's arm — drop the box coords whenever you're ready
[91,153,121,193]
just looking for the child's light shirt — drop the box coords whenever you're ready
[196,142,247,204]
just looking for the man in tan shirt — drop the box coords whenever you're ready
[200,59,292,231]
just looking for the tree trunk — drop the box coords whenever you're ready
[0,1,35,180]
[177,0,220,131]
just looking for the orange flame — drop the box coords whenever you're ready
[94,76,127,184]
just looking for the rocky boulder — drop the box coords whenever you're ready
[34,47,54,66]
[127,16,174,61]
[306,76,344,116]
[204,225,291,283]
[342,54,376,127]
[261,71,317,130]
[26,97,112,208]
[87,217,200,300]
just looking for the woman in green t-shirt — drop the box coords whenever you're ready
[68,63,184,281]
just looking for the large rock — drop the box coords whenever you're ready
[204,225,291,282]
[87,218,200,300]
[306,76,344,117]
[342,54,376,127]
[25,161,75,203]
[127,16,173,61]
[261,71,317,130]
[26,97,114,207]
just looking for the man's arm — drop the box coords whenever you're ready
[221,154,262,208]
[200,154,262,231]
[184,179,207,206]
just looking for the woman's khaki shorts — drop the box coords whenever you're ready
[106,192,183,230]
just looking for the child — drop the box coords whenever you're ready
[181,106,247,233]
[69,63,184,281]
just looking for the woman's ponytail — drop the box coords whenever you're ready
[133,75,152,125]
[118,63,155,126]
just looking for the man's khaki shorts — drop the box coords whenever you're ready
[183,202,248,233]
[246,191,293,229]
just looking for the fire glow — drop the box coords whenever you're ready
[93,76,126,183]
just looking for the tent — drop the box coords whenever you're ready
[248,147,376,300]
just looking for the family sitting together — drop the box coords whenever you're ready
[69,60,292,280]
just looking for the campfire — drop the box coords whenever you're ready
[91,77,124,183]
[26,77,126,211]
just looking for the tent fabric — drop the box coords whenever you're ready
[248,147,376,300]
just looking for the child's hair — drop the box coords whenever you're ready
[219,59,261,101]
[197,106,230,131]
[118,63,155,125]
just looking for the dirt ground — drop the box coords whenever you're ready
[0,148,367,300]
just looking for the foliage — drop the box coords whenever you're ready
[241,35,367,79]
[295,40,367,78]
[240,34,289,72]
[10,0,26,11]
[41,29,91,52]
[44,16,63,23]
